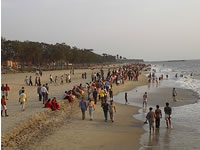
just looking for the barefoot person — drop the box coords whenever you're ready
[79,97,87,120]
[87,99,95,121]
[125,92,128,104]
[164,102,172,128]
[143,92,148,108]
[155,105,162,128]
[146,107,156,134]
[1,95,8,117]
[108,100,116,122]
[102,100,109,122]
[172,88,177,101]
[19,90,27,111]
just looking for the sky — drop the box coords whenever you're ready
[1,0,200,61]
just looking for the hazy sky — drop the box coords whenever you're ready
[2,0,200,61]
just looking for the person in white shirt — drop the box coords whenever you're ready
[41,85,48,104]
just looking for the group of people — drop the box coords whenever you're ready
[50,73,71,85]
[145,103,172,134]
[45,97,60,111]
[79,97,116,122]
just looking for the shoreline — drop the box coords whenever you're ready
[1,68,149,150]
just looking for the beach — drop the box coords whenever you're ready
[1,67,149,150]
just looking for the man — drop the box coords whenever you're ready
[146,107,156,134]
[1,95,8,117]
[29,76,33,86]
[19,87,25,102]
[87,99,95,121]
[143,92,148,108]
[102,100,109,122]
[164,102,172,128]
[125,92,128,104]
[4,84,10,100]
[155,105,162,128]
[19,90,27,111]
[108,100,116,122]
[1,84,5,96]
[79,97,87,120]
[172,88,177,101]
[41,85,48,104]
[37,85,42,101]
[93,88,98,104]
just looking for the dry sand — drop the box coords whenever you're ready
[1,68,148,150]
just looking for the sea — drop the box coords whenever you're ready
[114,59,200,150]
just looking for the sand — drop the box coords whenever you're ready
[1,68,149,150]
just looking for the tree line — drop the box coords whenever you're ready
[1,37,116,66]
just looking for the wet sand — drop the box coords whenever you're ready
[1,68,149,150]
[114,83,200,150]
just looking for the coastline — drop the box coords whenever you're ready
[1,69,149,150]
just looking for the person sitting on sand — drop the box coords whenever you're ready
[146,107,156,134]
[45,99,52,108]
[51,97,60,111]
[1,95,8,117]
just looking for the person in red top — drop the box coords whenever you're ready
[51,98,60,111]
[45,99,52,108]
[4,84,10,100]
[1,95,8,117]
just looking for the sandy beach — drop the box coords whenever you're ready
[1,68,149,150]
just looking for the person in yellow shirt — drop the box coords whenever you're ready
[99,88,105,105]
[87,99,95,121]
[19,90,27,111]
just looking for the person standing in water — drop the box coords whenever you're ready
[155,105,162,128]
[143,92,148,108]
[164,102,172,128]
[172,88,177,101]
[146,107,156,134]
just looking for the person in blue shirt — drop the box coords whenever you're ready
[79,97,87,120]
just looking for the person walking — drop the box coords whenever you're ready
[29,76,33,86]
[87,99,95,121]
[41,85,48,104]
[19,90,27,111]
[143,92,148,108]
[1,84,5,96]
[108,100,116,122]
[93,88,98,104]
[125,92,129,104]
[172,88,177,101]
[102,100,109,122]
[4,84,10,100]
[37,85,42,101]
[146,107,156,134]
[155,105,162,128]
[79,97,87,120]
[1,95,8,117]
[109,88,113,100]
[164,102,172,128]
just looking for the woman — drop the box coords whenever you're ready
[87,99,95,121]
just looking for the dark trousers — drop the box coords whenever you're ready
[93,96,97,104]
[81,108,86,120]
[42,92,46,104]
[39,93,42,101]
[103,110,108,120]
[156,118,160,128]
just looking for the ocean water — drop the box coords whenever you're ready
[114,59,200,150]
